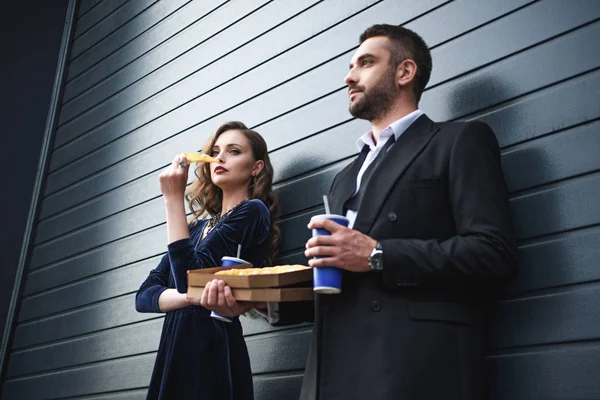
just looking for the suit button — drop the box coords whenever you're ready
[387,212,398,222]
[396,280,403,287]
[371,301,381,312]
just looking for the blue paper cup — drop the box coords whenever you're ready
[311,214,349,294]
[210,256,251,322]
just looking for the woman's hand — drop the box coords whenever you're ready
[159,154,189,201]
[197,280,265,317]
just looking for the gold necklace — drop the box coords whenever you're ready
[206,200,248,234]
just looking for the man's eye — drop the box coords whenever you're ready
[362,59,373,66]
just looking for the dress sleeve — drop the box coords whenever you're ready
[168,199,270,293]
[135,254,170,313]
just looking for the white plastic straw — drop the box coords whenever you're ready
[323,194,331,215]
[236,244,242,258]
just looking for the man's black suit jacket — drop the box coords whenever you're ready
[286,114,517,400]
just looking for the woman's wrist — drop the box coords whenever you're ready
[163,194,185,207]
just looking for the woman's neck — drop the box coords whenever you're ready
[220,188,249,214]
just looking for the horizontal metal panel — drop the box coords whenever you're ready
[278,252,310,266]
[426,0,600,88]
[62,0,256,107]
[42,14,600,216]
[7,319,162,378]
[12,294,154,350]
[1,353,156,399]
[254,373,304,400]
[489,283,600,348]
[19,256,160,322]
[247,329,311,374]
[68,389,148,400]
[77,0,105,18]
[241,315,310,337]
[74,0,129,37]
[29,197,165,269]
[512,173,600,240]
[503,120,600,192]
[509,226,600,292]
[276,160,352,216]
[52,0,323,152]
[279,210,321,254]
[422,21,600,122]
[24,225,165,295]
[69,0,158,61]
[408,0,530,51]
[487,343,600,400]
[35,170,162,243]
[270,119,366,183]
[477,67,600,149]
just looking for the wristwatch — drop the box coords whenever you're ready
[368,242,383,271]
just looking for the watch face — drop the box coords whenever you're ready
[370,250,383,270]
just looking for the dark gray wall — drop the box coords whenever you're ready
[2,1,600,399]
[0,0,71,374]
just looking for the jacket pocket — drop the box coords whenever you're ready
[408,300,474,325]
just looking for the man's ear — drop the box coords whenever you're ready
[252,160,264,177]
[396,59,417,89]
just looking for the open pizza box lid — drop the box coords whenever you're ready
[187,265,313,289]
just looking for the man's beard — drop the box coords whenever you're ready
[349,69,396,122]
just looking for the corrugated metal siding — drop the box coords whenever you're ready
[2,1,600,398]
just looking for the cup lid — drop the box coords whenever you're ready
[221,256,250,264]
[311,214,349,222]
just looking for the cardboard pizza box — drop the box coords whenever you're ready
[187,285,313,302]
[187,265,312,289]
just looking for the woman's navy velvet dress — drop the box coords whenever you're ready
[136,199,271,400]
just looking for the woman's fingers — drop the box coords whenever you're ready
[223,286,237,308]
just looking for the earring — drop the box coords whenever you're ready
[252,176,257,184]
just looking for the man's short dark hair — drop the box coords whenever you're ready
[360,24,432,103]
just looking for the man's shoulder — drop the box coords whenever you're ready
[433,119,496,145]
[435,119,492,133]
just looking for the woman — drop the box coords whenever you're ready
[135,121,280,400]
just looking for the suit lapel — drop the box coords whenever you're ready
[329,145,369,215]
[352,114,440,233]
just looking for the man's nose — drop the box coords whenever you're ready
[344,69,356,86]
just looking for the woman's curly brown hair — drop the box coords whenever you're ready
[185,121,280,265]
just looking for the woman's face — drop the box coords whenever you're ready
[210,129,262,191]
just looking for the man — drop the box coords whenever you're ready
[203,24,516,399]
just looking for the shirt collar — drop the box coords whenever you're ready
[355,109,425,152]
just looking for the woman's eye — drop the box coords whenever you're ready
[211,150,219,156]
[230,149,240,155]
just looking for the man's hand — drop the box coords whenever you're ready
[305,217,377,273]
[197,280,264,317]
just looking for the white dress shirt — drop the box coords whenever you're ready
[345,109,424,228]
